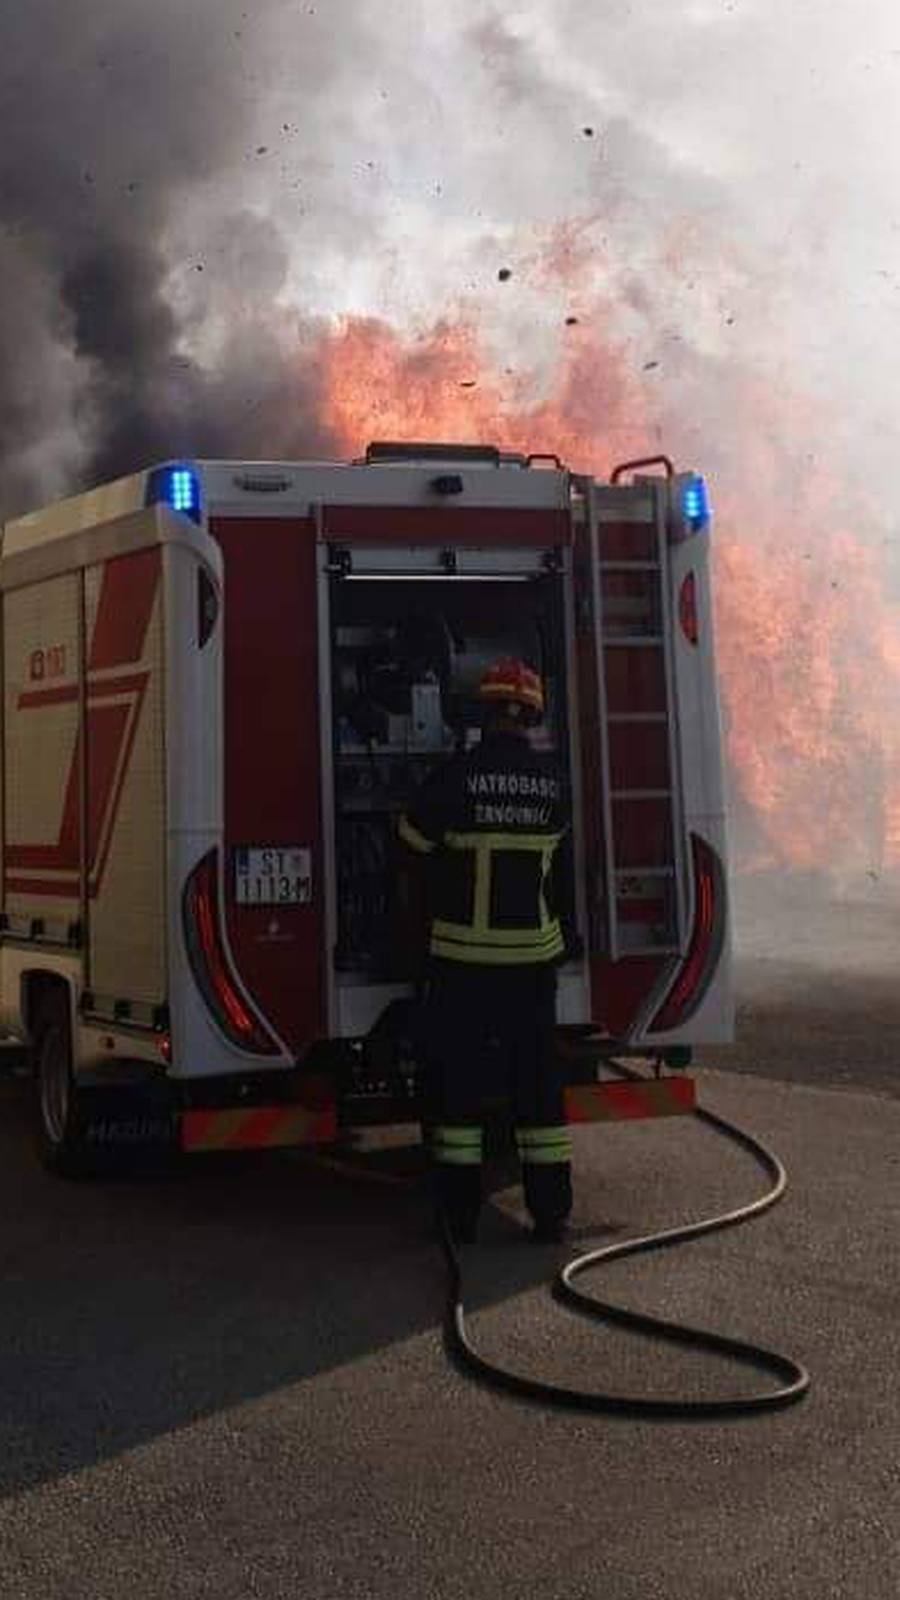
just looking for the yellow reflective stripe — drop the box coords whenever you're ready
[516,1127,572,1163]
[538,842,557,931]
[432,1125,483,1165]
[444,831,563,852]
[516,1125,570,1146]
[472,839,491,938]
[431,918,563,949]
[398,814,437,855]
[431,928,564,959]
[518,1146,572,1166]
[441,832,562,938]
[430,934,564,966]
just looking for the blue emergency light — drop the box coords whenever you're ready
[681,474,711,532]
[145,463,202,524]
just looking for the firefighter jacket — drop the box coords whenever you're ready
[398,730,569,967]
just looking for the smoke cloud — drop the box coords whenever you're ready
[2,0,899,883]
[4,0,896,508]
[0,0,355,504]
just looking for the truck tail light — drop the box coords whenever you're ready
[678,572,698,644]
[649,835,725,1033]
[182,850,281,1055]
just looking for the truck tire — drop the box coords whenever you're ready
[32,990,92,1178]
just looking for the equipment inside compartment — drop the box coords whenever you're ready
[330,572,569,979]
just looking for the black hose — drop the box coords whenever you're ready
[438,1086,811,1418]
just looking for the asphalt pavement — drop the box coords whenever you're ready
[0,888,898,1599]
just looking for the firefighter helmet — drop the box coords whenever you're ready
[477,657,545,719]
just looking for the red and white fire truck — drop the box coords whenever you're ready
[0,444,731,1172]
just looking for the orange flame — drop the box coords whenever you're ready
[317,312,900,880]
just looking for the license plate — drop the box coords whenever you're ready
[234,846,312,906]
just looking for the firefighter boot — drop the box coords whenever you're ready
[433,1165,482,1245]
[525,1163,573,1243]
[517,1126,573,1243]
[431,1125,483,1245]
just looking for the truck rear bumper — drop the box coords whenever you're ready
[68,1054,696,1158]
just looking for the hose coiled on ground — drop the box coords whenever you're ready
[439,1087,811,1418]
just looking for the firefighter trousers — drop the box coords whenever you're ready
[420,961,572,1237]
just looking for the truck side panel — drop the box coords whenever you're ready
[641,525,733,1044]
[212,517,326,1055]
[84,548,166,1010]
[3,573,82,933]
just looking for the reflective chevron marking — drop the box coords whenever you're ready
[564,1078,695,1122]
[181,1103,337,1152]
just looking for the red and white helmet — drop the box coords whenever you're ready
[477,657,545,719]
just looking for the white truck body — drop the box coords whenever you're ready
[0,446,732,1162]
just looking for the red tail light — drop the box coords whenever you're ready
[649,834,724,1032]
[183,850,281,1055]
[678,572,698,644]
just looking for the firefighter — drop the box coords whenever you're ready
[398,658,574,1245]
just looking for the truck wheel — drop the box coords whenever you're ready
[32,991,91,1177]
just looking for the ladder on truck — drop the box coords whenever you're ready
[582,471,688,960]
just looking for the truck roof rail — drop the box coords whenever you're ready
[610,454,674,483]
[364,441,514,466]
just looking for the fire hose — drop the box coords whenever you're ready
[311,1065,811,1418]
[438,1069,810,1417]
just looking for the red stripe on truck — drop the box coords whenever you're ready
[4,551,160,901]
[89,547,159,669]
[17,684,78,709]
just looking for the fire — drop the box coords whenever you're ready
[317,312,900,882]
[318,311,651,469]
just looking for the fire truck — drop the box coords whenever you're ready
[0,444,731,1173]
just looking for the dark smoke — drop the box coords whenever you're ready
[0,0,345,517]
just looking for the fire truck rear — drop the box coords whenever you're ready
[0,444,731,1173]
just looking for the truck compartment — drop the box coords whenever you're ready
[327,564,572,985]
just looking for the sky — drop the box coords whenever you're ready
[2,0,900,878]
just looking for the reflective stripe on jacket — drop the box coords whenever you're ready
[398,731,567,967]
